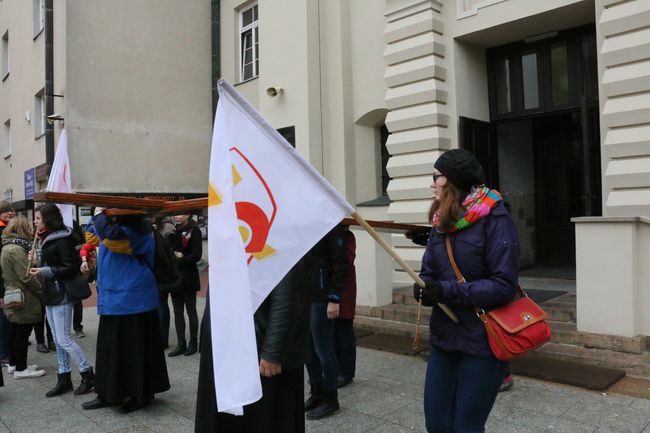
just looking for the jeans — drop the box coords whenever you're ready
[158,291,170,344]
[305,301,339,391]
[46,303,92,374]
[8,323,33,371]
[171,291,198,344]
[73,300,83,332]
[423,346,507,433]
[0,307,10,359]
[335,318,356,379]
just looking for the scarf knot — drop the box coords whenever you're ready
[443,186,503,233]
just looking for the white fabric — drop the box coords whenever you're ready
[46,130,74,228]
[208,79,354,415]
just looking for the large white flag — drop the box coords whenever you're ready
[208,79,354,414]
[46,129,74,228]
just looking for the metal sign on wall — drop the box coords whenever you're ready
[24,168,36,200]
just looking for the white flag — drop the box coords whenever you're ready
[46,129,74,228]
[208,79,354,414]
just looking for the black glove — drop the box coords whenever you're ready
[413,281,443,307]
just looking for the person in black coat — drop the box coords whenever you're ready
[167,214,202,356]
[195,253,313,433]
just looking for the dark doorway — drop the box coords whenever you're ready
[459,117,499,188]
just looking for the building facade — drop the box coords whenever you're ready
[2,0,650,337]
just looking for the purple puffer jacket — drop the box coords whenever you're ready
[419,201,519,357]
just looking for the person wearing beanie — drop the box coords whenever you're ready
[415,148,520,432]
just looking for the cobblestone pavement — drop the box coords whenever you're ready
[1,298,649,433]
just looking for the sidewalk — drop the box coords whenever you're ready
[1,297,650,433]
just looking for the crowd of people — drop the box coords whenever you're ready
[0,148,521,433]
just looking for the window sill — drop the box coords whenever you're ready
[235,76,259,86]
[2,72,9,82]
[357,195,391,207]
[33,28,44,41]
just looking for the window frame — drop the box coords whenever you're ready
[33,0,45,39]
[239,3,259,82]
[34,90,45,139]
[3,119,11,159]
[2,31,9,81]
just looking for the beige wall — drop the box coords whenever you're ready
[0,0,47,202]
[65,0,212,194]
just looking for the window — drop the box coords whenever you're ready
[35,90,45,138]
[521,52,539,110]
[33,0,45,37]
[3,119,10,159]
[495,58,511,114]
[239,3,259,81]
[380,125,390,195]
[551,43,569,105]
[2,31,8,80]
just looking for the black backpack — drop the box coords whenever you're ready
[151,229,183,293]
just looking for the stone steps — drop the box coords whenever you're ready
[356,286,650,378]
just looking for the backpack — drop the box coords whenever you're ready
[151,229,183,293]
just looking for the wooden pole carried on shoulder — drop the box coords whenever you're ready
[25,232,39,277]
[350,211,458,324]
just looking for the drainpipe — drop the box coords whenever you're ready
[212,0,221,116]
[44,0,54,172]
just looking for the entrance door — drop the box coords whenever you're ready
[459,117,498,188]
[533,112,583,266]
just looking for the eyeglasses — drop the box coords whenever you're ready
[432,173,445,182]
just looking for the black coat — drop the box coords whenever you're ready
[308,224,348,303]
[168,223,202,294]
[40,228,82,306]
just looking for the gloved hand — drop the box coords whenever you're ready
[413,280,443,306]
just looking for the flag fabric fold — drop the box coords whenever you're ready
[46,129,75,228]
[208,79,354,414]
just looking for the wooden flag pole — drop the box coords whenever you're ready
[25,232,39,277]
[350,211,458,323]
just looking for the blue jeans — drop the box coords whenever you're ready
[46,303,92,374]
[0,307,10,359]
[335,318,356,379]
[424,346,507,433]
[305,301,339,391]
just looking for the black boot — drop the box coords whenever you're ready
[168,341,187,357]
[304,382,323,412]
[184,338,198,356]
[306,387,339,420]
[45,372,73,398]
[74,367,95,395]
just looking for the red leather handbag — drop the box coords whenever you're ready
[445,237,551,361]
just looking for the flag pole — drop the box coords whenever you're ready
[25,232,39,277]
[350,211,458,323]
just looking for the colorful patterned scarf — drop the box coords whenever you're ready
[437,186,503,233]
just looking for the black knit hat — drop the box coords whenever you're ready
[0,201,14,214]
[434,148,485,192]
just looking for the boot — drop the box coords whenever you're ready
[45,372,73,398]
[184,338,198,356]
[304,382,323,412]
[74,367,95,395]
[47,338,57,352]
[306,387,339,420]
[168,340,187,357]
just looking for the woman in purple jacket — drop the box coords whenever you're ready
[415,148,519,433]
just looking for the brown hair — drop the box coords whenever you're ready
[429,183,466,232]
[4,216,33,240]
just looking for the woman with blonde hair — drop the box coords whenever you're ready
[1,216,46,378]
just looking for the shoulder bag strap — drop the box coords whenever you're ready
[444,236,465,283]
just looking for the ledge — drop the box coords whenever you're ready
[572,216,650,225]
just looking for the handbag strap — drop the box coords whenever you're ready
[444,236,466,284]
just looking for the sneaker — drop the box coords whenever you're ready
[14,368,46,379]
[499,374,514,392]
[75,330,86,338]
[9,364,40,374]
[0,357,10,367]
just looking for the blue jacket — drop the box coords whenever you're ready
[419,201,519,357]
[93,213,159,315]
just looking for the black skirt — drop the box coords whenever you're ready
[95,310,170,404]
[195,302,305,433]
